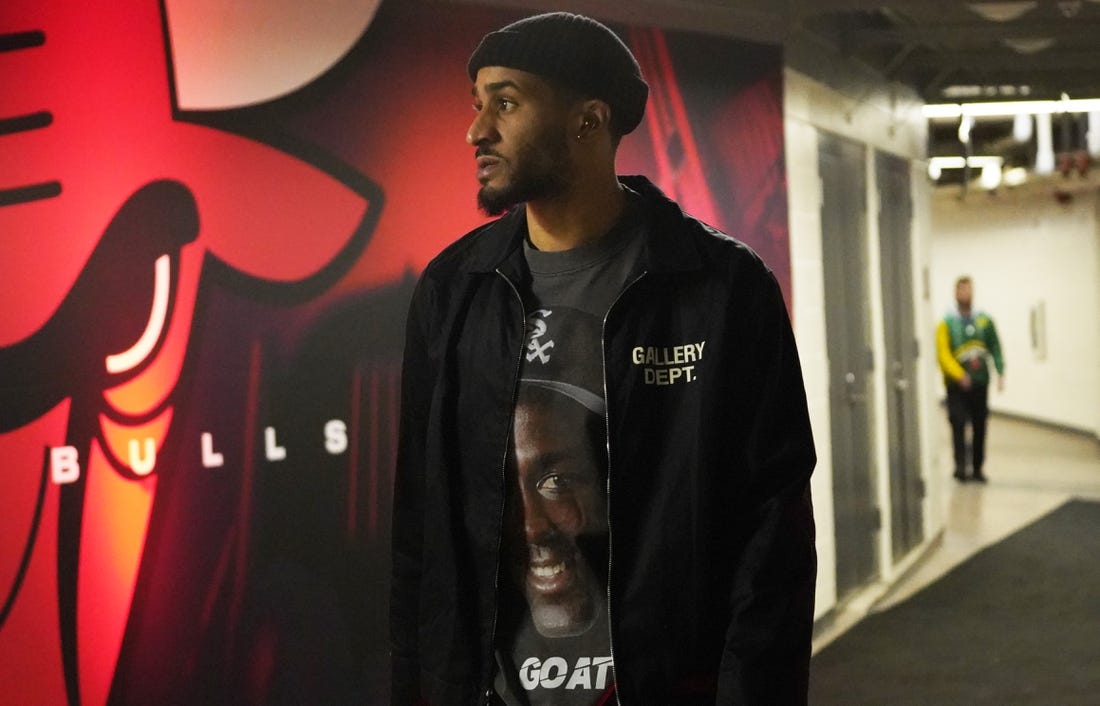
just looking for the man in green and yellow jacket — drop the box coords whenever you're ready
[936,276,1005,482]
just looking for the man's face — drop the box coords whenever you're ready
[956,280,973,309]
[467,66,575,216]
[508,393,607,638]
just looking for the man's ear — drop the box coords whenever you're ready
[575,99,612,140]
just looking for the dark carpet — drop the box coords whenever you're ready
[809,500,1100,705]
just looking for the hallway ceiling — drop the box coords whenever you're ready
[603,0,1100,104]
[771,0,1100,180]
[467,0,1100,181]
[789,0,1100,104]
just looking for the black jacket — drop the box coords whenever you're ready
[391,176,816,705]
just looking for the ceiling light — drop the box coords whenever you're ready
[929,156,1004,170]
[1003,167,1029,187]
[967,2,1037,21]
[1013,113,1033,142]
[923,97,1100,119]
[1058,1,1082,17]
[924,104,963,119]
[1035,112,1055,174]
[943,85,983,99]
[1002,37,1055,54]
[928,156,1006,182]
[979,162,1003,190]
[942,84,1032,100]
[958,115,974,143]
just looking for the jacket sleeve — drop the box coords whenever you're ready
[717,269,818,705]
[936,319,966,381]
[986,317,1005,376]
[390,276,434,705]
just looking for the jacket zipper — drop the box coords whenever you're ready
[601,270,648,706]
[485,268,527,704]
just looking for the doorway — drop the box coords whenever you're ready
[876,151,924,561]
[818,131,879,600]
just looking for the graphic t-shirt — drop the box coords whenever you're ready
[494,195,645,706]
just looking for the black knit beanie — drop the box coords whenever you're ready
[467,12,649,136]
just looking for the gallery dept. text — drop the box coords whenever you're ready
[631,341,705,385]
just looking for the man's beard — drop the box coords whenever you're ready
[477,129,572,216]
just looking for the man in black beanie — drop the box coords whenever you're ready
[391,12,817,706]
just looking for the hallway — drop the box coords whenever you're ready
[810,414,1100,699]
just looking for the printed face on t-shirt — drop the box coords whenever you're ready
[507,387,608,638]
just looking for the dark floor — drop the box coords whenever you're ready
[813,414,1100,650]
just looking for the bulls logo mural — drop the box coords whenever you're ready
[0,0,382,703]
[0,1,788,703]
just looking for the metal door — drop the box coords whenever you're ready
[876,151,924,560]
[818,132,879,600]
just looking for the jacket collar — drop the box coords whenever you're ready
[624,175,704,274]
[462,175,704,275]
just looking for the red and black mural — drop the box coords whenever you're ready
[0,1,787,703]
